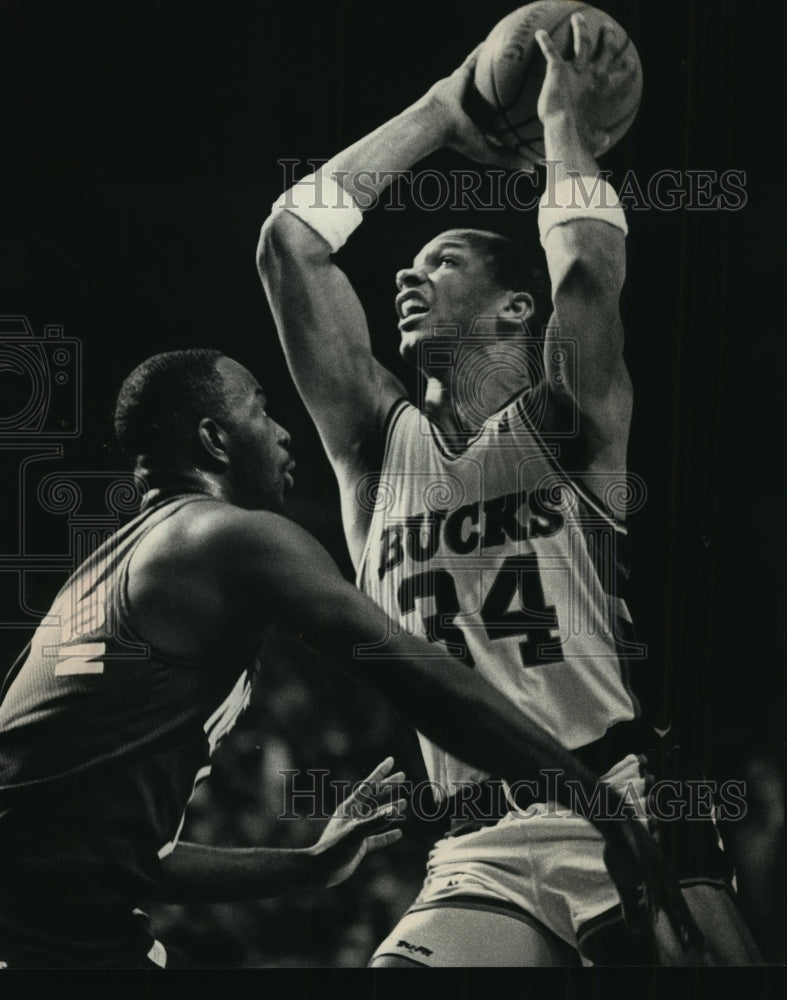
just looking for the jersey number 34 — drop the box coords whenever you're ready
[397,553,564,669]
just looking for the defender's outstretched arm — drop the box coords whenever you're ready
[211,506,705,954]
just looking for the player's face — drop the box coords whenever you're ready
[215,357,295,512]
[395,233,508,367]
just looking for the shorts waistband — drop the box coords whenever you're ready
[446,717,652,837]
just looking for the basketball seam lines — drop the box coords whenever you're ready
[609,35,633,63]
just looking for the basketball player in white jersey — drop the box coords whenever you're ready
[258,15,760,965]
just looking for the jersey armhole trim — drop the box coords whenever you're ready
[355,396,411,588]
[117,495,229,671]
[380,396,410,450]
[514,393,629,534]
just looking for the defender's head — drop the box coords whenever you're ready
[394,229,551,367]
[114,349,294,512]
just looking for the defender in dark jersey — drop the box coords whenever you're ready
[0,349,692,968]
[258,15,760,966]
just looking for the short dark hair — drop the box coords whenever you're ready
[441,228,552,334]
[114,348,228,464]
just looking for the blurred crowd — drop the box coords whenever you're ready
[150,627,437,968]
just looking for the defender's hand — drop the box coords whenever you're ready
[307,757,406,889]
[535,13,638,156]
[419,47,537,172]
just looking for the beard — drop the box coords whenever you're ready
[229,454,284,513]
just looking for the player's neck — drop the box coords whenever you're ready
[422,378,477,440]
[137,466,228,507]
[422,345,531,442]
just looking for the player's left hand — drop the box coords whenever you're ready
[419,47,539,172]
[534,12,638,156]
[307,756,406,889]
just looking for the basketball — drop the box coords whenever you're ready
[469,1,642,157]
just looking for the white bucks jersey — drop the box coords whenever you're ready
[356,392,642,796]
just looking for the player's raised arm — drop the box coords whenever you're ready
[256,51,531,472]
[534,15,636,476]
[257,204,402,473]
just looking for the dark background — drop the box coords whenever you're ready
[0,0,783,972]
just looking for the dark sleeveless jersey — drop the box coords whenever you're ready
[0,493,257,966]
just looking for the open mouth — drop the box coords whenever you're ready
[397,291,430,327]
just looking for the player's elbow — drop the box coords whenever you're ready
[256,212,287,273]
[552,256,623,333]
[257,211,327,275]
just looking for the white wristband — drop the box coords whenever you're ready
[272,171,363,253]
[538,177,628,247]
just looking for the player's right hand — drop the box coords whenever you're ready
[534,12,638,157]
[418,47,538,173]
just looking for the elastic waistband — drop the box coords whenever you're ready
[446,717,652,838]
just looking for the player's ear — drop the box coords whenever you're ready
[504,291,535,321]
[197,417,230,466]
